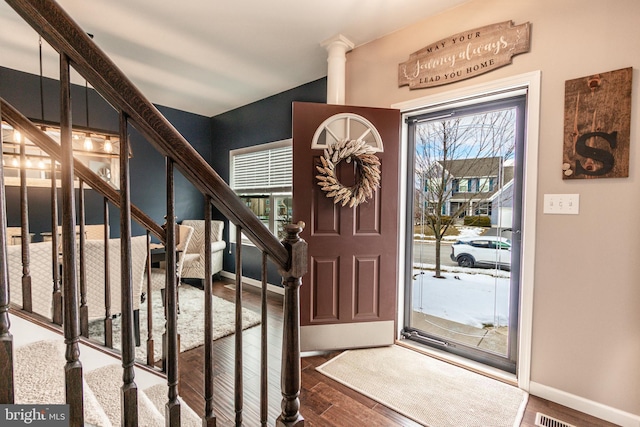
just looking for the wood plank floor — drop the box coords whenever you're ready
[178,280,618,426]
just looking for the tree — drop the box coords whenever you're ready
[414,108,516,278]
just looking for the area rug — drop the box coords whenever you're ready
[316,345,528,427]
[89,280,261,363]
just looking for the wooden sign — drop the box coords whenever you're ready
[398,21,530,89]
[562,67,632,179]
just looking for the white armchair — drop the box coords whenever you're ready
[176,224,194,283]
[180,220,226,281]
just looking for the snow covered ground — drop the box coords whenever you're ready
[411,225,512,329]
[412,270,510,329]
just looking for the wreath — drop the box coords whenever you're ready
[315,139,381,208]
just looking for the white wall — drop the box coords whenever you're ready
[344,0,640,423]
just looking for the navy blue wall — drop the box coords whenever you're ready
[209,77,326,286]
[0,66,211,240]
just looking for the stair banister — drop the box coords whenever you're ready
[3,1,309,425]
[5,0,289,268]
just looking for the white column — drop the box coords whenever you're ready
[321,34,354,105]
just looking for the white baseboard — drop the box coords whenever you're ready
[219,270,285,295]
[529,381,640,427]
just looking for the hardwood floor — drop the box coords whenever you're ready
[178,280,617,426]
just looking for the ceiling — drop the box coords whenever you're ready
[0,0,470,117]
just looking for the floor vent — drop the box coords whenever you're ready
[535,412,576,427]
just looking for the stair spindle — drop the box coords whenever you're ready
[60,52,84,427]
[19,134,32,313]
[261,251,268,426]
[145,230,154,365]
[51,160,62,325]
[0,105,15,405]
[235,225,244,426]
[165,157,180,426]
[203,197,217,426]
[78,179,89,337]
[119,111,138,427]
[104,197,113,348]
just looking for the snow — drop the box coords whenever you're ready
[414,225,485,241]
[412,270,510,329]
[411,225,512,329]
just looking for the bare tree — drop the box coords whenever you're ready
[414,108,516,278]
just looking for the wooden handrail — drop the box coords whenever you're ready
[0,98,165,242]
[5,0,290,269]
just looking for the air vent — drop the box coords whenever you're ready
[535,412,576,427]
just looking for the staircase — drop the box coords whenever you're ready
[12,315,201,426]
[0,1,308,426]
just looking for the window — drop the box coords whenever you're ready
[230,139,292,243]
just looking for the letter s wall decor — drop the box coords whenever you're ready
[562,67,632,179]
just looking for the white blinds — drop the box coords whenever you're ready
[231,144,292,191]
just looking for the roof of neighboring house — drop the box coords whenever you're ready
[440,157,502,178]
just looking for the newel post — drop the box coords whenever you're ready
[276,222,307,427]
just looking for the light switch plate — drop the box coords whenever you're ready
[543,194,579,215]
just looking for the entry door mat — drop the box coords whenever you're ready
[316,345,528,427]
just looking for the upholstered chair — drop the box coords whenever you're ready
[180,220,226,281]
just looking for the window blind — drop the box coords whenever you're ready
[231,144,292,191]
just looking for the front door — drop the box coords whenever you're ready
[292,102,400,352]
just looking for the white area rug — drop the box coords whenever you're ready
[89,280,261,362]
[316,345,528,427]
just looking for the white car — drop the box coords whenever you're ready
[450,236,511,270]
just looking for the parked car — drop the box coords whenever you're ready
[450,236,511,270]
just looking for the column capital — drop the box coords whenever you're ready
[321,34,355,53]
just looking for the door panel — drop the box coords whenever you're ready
[293,102,400,352]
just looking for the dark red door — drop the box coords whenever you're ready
[292,102,400,352]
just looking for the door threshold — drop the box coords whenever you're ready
[395,338,517,387]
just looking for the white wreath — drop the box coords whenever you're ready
[315,139,381,208]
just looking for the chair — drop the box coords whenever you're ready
[6,227,34,245]
[7,241,54,319]
[175,224,194,283]
[84,224,109,240]
[180,220,226,281]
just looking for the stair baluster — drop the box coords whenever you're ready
[19,134,32,313]
[165,157,180,426]
[261,251,269,426]
[104,197,113,348]
[78,179,89,337]
[60,52,85,427]
[0,105,15,405]
[235,225,244,426]
[203,197,217,426]
[145,230,154,365]
[51,160,62,325]
[119,111,139,427]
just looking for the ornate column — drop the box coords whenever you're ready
[321,34,354,105]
